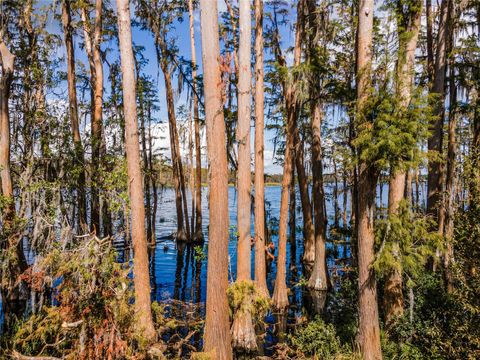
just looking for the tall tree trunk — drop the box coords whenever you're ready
[188,0,203,241]
[161,63,190,241]
[289,155,297,247]
[0,43,15,227]
[61,0,86,230]
[294,129,315,270]
[427,0,450,221]
[355,0,382,358]
[0,39,28,332]
[199,0,233,357]
[272,104,295,312]
[116,0,156,341]
[254,0,269,298]
[148,106,158,244]
[81,0,105,235]
[231,0,256,350]
[444,24,457,293]
[384,0,422,327]
[306,0,329,292]
[308,101,329,291]
[272,0,305,311]
[139,91,153,245]
[384,170,406,325]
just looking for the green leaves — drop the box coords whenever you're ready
[354,87,432,172]
[373,201,441,283]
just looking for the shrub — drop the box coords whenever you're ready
[289,318,341,359]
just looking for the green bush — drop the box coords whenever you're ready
[289,318,342,359]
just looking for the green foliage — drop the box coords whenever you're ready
[193,245,206,262]
[385,271,480,359]
[227,280,270,319]
[382,328,424,360]
[324,276,358,344]
[354,88,433,172]
[99,156,129,213]
[373,201,441,284]
[289,318,342,359]
[9,237,151,359]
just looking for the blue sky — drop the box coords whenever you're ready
[39,0,298,174]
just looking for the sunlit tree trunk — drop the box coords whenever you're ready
[81,0,106,236]
[272,105,295,312]
[254,0,269,298]
[384,0,421,327]
[231,0,256,350]
[0,44,15,226]
[188,0,203,240]
[355,0,382,357]
[116,0,156,341]
[61,0,86,230]
[294,128,315,270]
[160,58,190,241]
[272,0,305,312]
[0,39,28,331]
[199,0,233,357]
[307,0,328,292]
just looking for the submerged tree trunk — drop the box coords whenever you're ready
[188,0,203,241]
[199,0,233,357]
[294,128,315,270]
[116,0,156,341]
[232,0,257,351]
[161,61,190,242]
[254,0,269,298]
[272,0,305,312]
[355,0,382,357]
[306,0,329,293]
[272,104,295,312]
[289,155,297,247]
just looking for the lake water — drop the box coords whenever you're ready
[1,181,428,341]
[145,181,419,304]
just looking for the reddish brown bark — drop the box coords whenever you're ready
[236,0,253,284]
[294,129,315,269]
[116,0,156,341]
[384,0,421,326]
[384,171,406,325]
[199,0,233,357]
[306,0,328,292]
[308,102,328,291]
[0,39,29,332]
[81,0,105,235]
[254,0,269,298]
[232,0,256,351]
[272,0,305,312]
[0,42,15,219]
[355,0,382,357]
